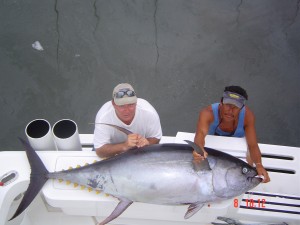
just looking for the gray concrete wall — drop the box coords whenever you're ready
[0,0,299,150]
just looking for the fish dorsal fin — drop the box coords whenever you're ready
[184,140,211,171]
[98,198,133,225]
[184,202,204,219]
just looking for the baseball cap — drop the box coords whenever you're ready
[222,91,246,109]
[112,83,137,106]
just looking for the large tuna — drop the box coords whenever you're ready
[10,138,261,225]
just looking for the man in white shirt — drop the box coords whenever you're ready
[94,83,162,158]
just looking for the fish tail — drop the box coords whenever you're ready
[9,138,50,221]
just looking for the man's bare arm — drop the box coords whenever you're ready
[193,107,212,160]
[96,135,160,158]
[244,108,270,183]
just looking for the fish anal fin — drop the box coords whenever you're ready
[98,199,133,225]
[184,202,204,219]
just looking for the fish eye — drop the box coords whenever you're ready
[242,167,249,174]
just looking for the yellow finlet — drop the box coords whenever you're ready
[93,160,98,163]
[74,183,78,188]
[96,191,101,194]
[58,179,63,183]
[66,181,71,185]
[68,166,73,170]
[81,185,86,190]
[88,187,93,192]
[76,165,81,168]
[105,194,110,197]
[85,163,89,166]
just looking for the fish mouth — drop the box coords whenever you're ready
[255,175,264,181]
[247,175,263,183]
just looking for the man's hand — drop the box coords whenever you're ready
[192,148,208,161]
[136,136,149,148]
[126,134,149,149]
[256,164,270,183]
[126,134,139,148]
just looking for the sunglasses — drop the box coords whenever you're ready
[114,89,136,98]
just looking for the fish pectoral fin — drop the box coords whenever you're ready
[100,123,133,135]
[184,202,204,219]
[98,199,133,225]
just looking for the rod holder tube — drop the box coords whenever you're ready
[25,119,57,151]
[52,119,82,151]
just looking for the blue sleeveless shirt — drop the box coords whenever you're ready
[208,103,245,137]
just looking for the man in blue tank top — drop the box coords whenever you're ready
[193,86,270,183]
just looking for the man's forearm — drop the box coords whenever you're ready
[96,137,160,158]
[248,144,262,164]
[194,132,206,148]
[95,143,129,158]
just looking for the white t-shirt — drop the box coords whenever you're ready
[93,98,162,149]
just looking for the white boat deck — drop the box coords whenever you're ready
[0,133,299,225]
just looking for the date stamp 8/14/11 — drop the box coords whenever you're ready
[233,198,266,208]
